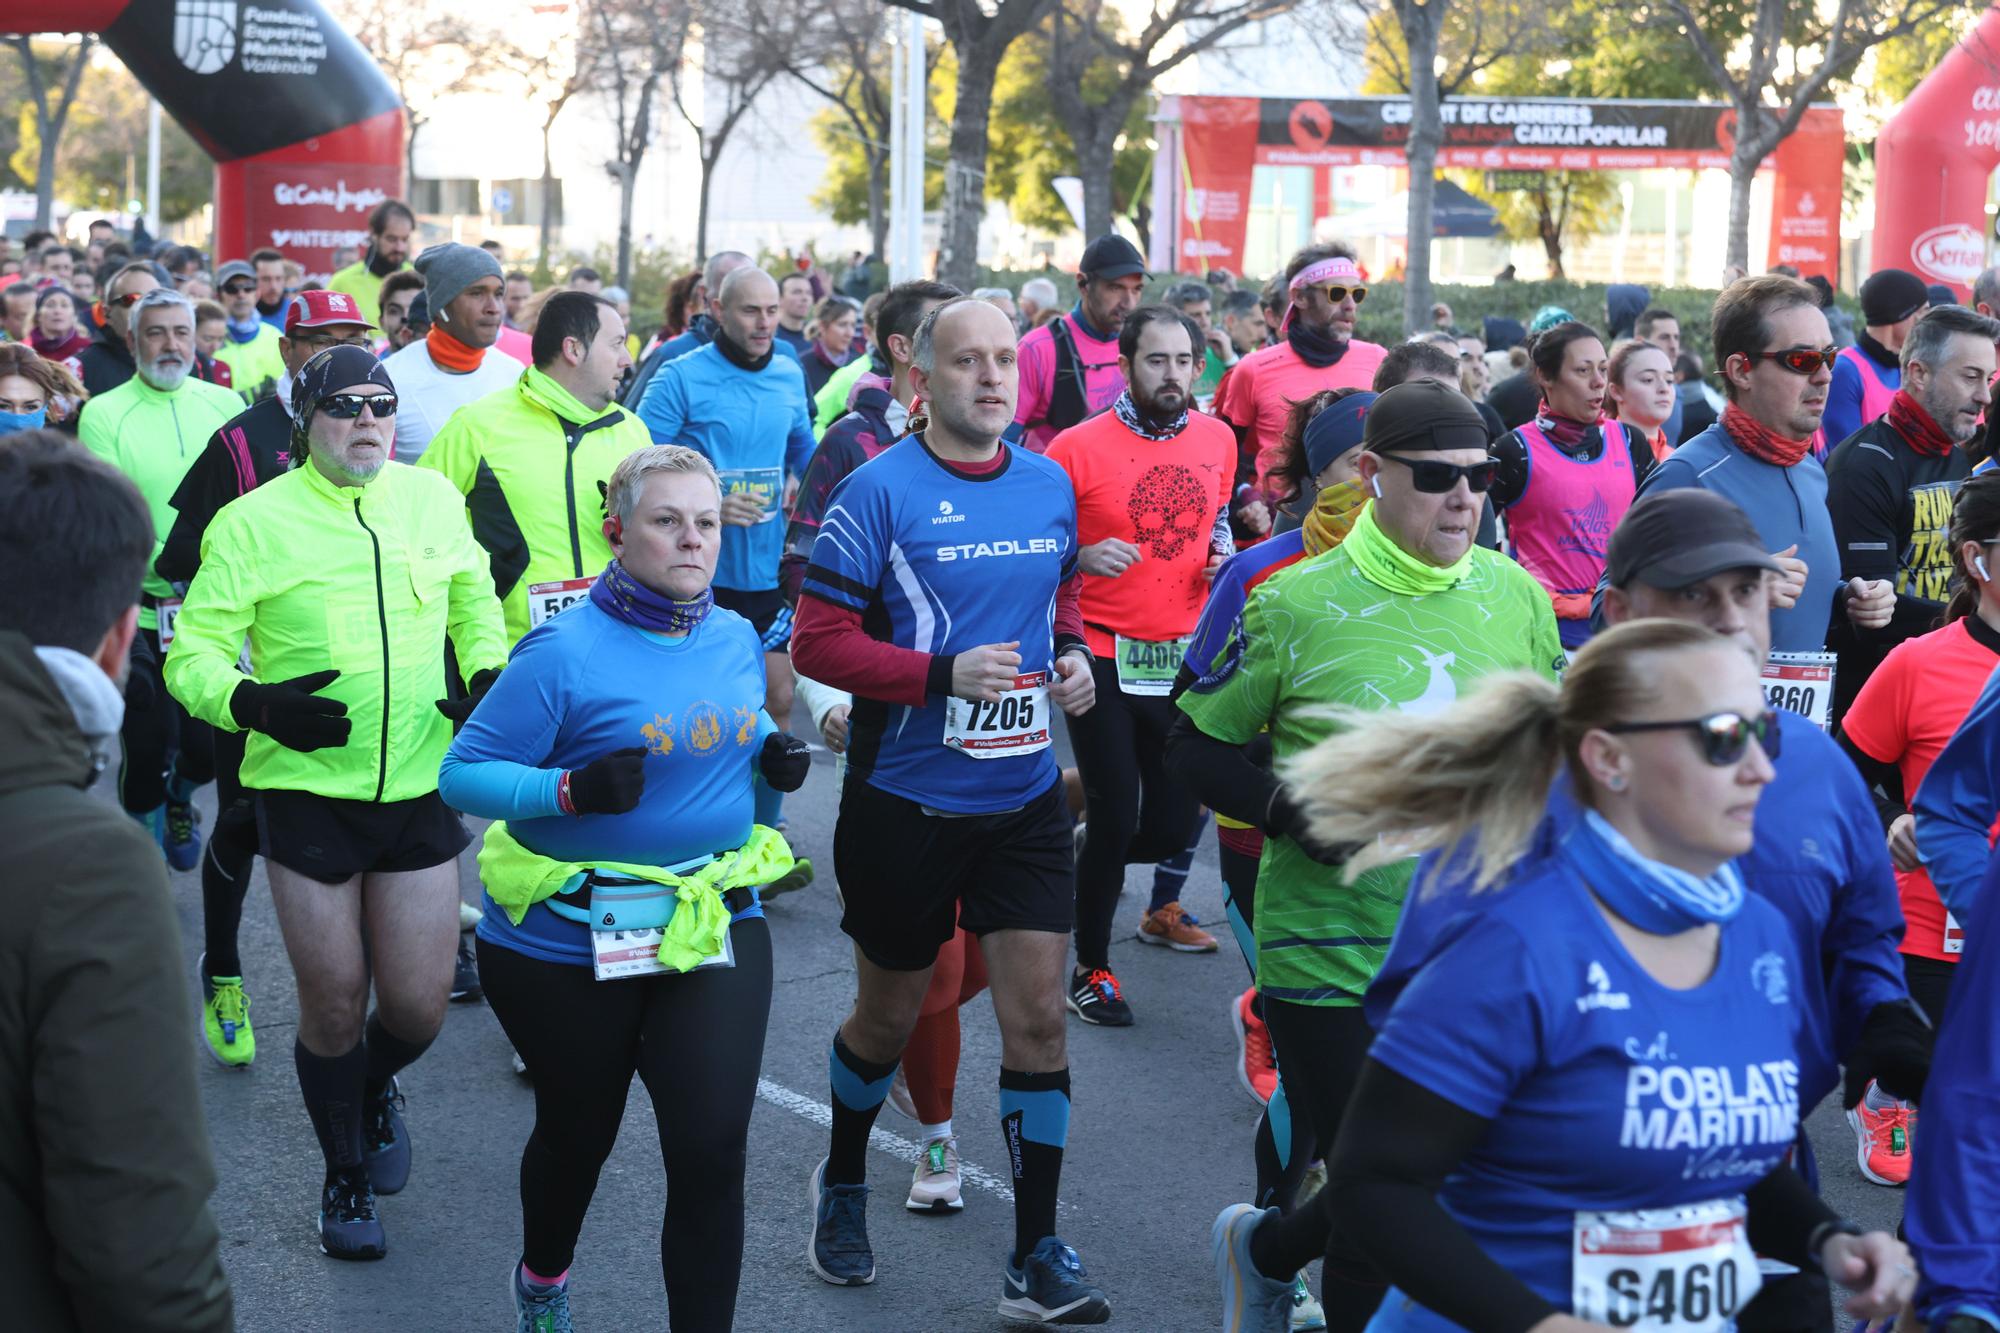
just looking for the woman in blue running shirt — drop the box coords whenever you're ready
[1213,619,1913,1332]
[440,446,812,1331]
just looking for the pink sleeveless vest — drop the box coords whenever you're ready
[1837,345,1898,425]
[1507,421,1636,621]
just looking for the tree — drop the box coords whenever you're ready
[331,0,493,181]
[1657,0,1966,275]
[488,26,590,278]
[13,57,210,225]
[1449,170,1619,280]
[883,0,1060,290]
[6,36,94,230]
[983,31,1151,240]
[578,0,682,290]
[799,23,947,257]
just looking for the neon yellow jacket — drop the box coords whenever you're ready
[419,366,653,643]
[326,261,406,330]
[213,323,285,404]
[77,372,245,630]
[164,458,509,802]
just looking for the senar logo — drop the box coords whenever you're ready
[1912,223,1983,287]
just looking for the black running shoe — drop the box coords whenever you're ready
[450,935,482,1002]
[362,1077,411,1195]
[319,1167,386,1261]
[1066,968,1133,1027]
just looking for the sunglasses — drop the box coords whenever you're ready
[1376,451,1500,493]
[110,290,148,308]
[318,393,398,419]
[1741,345,1840,375]
[1604,709,1782,766]
[1307,285,1367,306]
[221,283,255,296]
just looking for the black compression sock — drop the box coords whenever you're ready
[295,1038,368,1170]
[826,1029,898,1186]
[363,1012,437,1103]
[199,838,255,979]
[999,1067,1070,1267]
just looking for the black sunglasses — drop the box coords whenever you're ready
[1741,345,1839,375]
[221,282,255,296]
[319,393,398,419]
[1604,709,1782,766]
[1376,452,1500,493]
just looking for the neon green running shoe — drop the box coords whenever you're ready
[198,952,255,1068]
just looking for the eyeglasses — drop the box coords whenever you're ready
[1375,452,1499,493]
[1307,285,1367,306]
[1741,345,1840,375]
[294,331,374,349]
[1604,709,1782,766]
[318,393,398,419]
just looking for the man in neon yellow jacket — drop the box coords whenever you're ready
[420,290,651,644]
[164,345,507,1263]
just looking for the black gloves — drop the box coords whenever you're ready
[436,667,500,726]
[1264,787,1355,867]
[230,669,350,752]
[566,746,648,816]
[1843,999,1934,1109]
[760,732,813,793]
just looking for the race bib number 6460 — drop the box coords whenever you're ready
[1572,1198,1760,1330]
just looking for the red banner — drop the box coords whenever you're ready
[1768,108,1844,282]
[1176,97,1260,272]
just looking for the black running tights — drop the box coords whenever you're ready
[478,919,772,1330]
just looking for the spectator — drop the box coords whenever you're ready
[1430,301,1453,331]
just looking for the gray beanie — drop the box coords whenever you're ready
[413,242,504,319]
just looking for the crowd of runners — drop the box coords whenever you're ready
[9,204,2000,1332]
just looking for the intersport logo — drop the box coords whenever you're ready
[1911,223,1984,286]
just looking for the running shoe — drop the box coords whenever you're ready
[1001,1236,1111,1324]
[318,1166,386,1261]
[761,856,815,900]
[1066,968,1133,1027]
[450,936,483,1003]
[807,1157,875,1285]
[884,1065,918,1121]
[162,799,203,872]
[1846,1086,1915,1186]
[1213,1203,1295,1333]
[459,900,484,931]
[363,1076,411,1195]
[513,1260,574,1333]
[1138,901,1219,952]
[907,1136,964,1213]
[196,951,255,1069]
[1232,988,1276,1105]
[1289,1274,1327,1331]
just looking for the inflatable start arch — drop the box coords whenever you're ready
[0,0,403,279]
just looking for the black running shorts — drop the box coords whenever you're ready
[713,586,793,652]
[253,787,469,884]
[834,774,1073,971]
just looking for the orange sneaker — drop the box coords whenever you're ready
[1232,987,1277,1106]
[1138,901,1219,952]
[1846,1085,1915,1186]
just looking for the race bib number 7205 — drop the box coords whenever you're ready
[942,671,1051,759]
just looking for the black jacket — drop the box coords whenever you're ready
[1487,370,1539,430]
[156,396,295,584]
[75,326,135,401]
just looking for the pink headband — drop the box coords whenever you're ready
[1288,256,1362,291]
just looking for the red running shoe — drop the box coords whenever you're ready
[1232,987,1277,1106]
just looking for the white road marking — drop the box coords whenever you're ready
[756,1078,1016,1202]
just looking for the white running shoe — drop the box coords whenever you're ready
[906,1136,963,1213]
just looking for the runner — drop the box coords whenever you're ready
[799,295,860,403]
[775,270,815,355]
[1607,337,1677,488]
[77,288,243,869]
[326,200,415,330]
[439,445,808,1331]
[792,297,1110,1323]
[1012,234,1146,452]
[1825,305,1999,723]
[162,346,509,1260]
[1171,379,1563,1328]
[76,260,161,398]
[1632,306,1687,446]
[211,260,284,404]
[156,289,379,1068]
[1823,267,1927,447]
[380,243,525,464]
[0,340,85,434]
[1229,618,1914,1332]
[252,246,290,330]
[1048,304,1233,1025]
[373,270,425,358]
[1163,280,1236,411]
[811,292,887,438]
[1485,320,1632,649]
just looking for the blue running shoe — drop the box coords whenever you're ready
[162,799,202,872]
[1213,1204,1293,1333]
[1000,1236,1111,1324]
[514,1260,575,1333]
[318,1167,386,1261]
[806,1157,875,1285]
[362,1077,411,1195]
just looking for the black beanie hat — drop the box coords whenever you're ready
[1860,268,1928,327]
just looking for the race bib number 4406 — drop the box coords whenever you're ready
[942,672,1051,759]
[1572,1198,1760,1330]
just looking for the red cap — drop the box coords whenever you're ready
[285,289,370,334]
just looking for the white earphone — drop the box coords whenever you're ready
[1369,474,1383,499]
[1978,554,1992,583]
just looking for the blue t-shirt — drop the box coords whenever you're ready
[1370,863,1807,1326]
[440,600,772,967]
[635,341,817,594]
[800,436,1078,814]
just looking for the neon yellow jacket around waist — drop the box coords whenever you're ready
[477,822,794,970]
[419,366,654,643]
[164,457,510,802]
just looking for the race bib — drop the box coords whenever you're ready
[1572,1198,1760,1330]
[942,671,1052,759]
[157,597,184,646]
[591,922,735,981]
[1947,910,1966,955]
[1115,634,1190,697]
[718,466,782,524]
[526,576,594,629]
[1762,651,1835,731]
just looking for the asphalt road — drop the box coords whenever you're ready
[166,717,1906,1332]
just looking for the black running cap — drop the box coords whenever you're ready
[1079,234,1146,281]
[1606,489,1781,590]
[1360,379,1487,454]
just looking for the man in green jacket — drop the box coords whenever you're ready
[166,345,508,1263]
[326,198,415,331]
[0,432,234,1332]
[422,289,649,643]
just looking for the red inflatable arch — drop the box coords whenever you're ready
[1874,4,2000,298]
[0,0,403,279]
